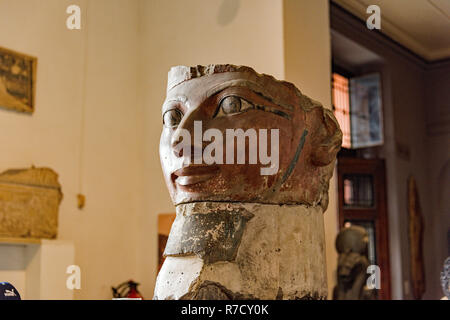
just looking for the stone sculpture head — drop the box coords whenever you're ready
[160,65,342,207]
[335,226,370,288]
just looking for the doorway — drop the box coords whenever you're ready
[337,157,392,299]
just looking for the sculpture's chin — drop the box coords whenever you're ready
[171,193,268,206]
[172,193,238,206]
[172,193,225,206]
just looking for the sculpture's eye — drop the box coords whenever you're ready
[163,109,183,128]
[216,95,253,117]
[220,96,241,114]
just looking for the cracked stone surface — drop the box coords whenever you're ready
[154,202,327,300]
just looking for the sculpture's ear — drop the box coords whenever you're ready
[311,108,343,166]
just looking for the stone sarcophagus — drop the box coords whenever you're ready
[0,167,62,239]
[154,65,342,300]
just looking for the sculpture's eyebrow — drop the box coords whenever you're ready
[206,79,294,111]
[162,95,188,112]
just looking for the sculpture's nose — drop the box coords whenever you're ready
[171,109,204,161]
[170,128,186,157]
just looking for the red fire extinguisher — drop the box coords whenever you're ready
[112,280,144,300]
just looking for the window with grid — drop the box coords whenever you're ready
[332,73,351,149]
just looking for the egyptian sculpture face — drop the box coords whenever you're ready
[160,65,342,207]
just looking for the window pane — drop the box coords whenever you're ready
[343,174,374,207]
[332,73,351,148]
[349,73,384,148]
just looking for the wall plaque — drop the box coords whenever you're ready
[0,46,36,113]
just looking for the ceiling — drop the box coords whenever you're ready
[332,0,450,61]
[331,29,383,69]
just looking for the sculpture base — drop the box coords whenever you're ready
[154,202,327,300]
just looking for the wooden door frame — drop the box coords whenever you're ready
[337,157,392,300]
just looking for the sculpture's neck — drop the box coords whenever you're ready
[158,201,328,299]
[156,200,328,299]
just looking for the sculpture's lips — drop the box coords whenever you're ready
[172,165,219,186]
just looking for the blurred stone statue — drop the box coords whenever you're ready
[441,256,450,300]
[154,64,342,300]
[333,226,376,300]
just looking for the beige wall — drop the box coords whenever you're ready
[0,0,142,299]
[283,0,339,299]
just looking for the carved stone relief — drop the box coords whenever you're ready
[0,167,62,239]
